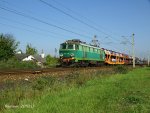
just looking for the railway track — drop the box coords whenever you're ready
[0,64,145,76]
[0,66,113,75]
[0,66,113,83]
[0,68,65,75]
[0,65,143,90]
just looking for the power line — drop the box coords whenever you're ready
[0,6,118,47]
[52,0,123,40]
[0,0,122,41]
[0,0,123,44]
[0,15,74,38]
[0,22,67,40]
[0,13,121,53]
[0,1,122,52]
[39,0,122,43]
[51,0,123,41]
[0,6,91,38]
[38,1,109,35]
[0,0,93,37]
[0,19,121,52]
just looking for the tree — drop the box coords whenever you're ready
[26,44,38,55]
[46,55,58,66]
[0,33,19,61]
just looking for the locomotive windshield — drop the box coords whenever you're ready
[60,44,67,49]
[60,43,75,50]
[68,44,73,49]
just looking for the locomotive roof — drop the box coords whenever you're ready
[61,39,134,58]
[62,39,102,50]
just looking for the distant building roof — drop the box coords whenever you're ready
[33,54,46,63]
[15,54,28,60]
[15,54,46,63]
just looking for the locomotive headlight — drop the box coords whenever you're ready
[60,54,63,57]
[70,53,74,57]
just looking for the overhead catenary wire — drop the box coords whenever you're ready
[0,0,119,38]
[0,21,122,53]
[0,15,75,38]
[0,6,91,39]
[38,0,107,34]
[0,21,122,52]
[51,0,123,42]
[0,0,123,44]
[0,0,123,51]
[0,0,94,36]
[0,19,121,53]
[0,22,67,40]
[38,0,122,43]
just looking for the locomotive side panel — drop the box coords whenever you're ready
[59,40,105,66]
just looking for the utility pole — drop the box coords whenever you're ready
[148,52,150,66]
[148,56,149,66]
[55,48,57,58]
[132,33,135,68]
[91,35,100,47]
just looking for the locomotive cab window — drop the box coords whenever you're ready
[60,44,66,49]
[68,44,74,49]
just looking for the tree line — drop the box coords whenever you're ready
[0,33,58,68]
[0,33,40,60]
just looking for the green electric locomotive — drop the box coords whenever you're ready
[59,39,105,66]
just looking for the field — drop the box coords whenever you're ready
[1,66,150,113]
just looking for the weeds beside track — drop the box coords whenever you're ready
[0,66,149,113]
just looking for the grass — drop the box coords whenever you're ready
[1,67,150,113]
[0,56,59,70]
[0,59,39,70]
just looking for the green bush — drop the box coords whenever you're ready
[0,33,19,61]
[45,55,58,67]
[0,58,38,69]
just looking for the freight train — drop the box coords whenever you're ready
[59,39,141,66]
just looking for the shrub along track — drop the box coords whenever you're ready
[0,66,114,84]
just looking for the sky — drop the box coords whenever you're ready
[0,0,150,58]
